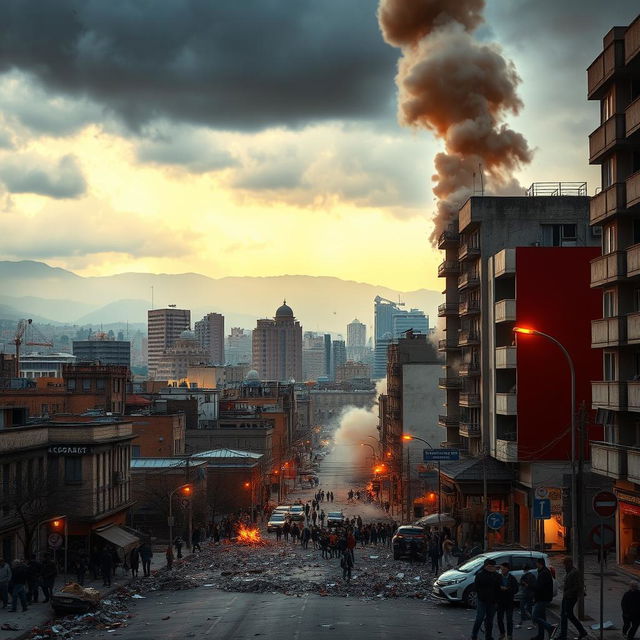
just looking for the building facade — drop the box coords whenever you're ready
[331,340,347,381]
[347,319,367,362]
[587,15,640,572]
[147,308,191,379]
[73,337,131,368]
[19,352,76,379]
[194,312,225,365]
[153,330,208,382]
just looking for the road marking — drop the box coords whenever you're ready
[205,594,238,635]
[293,594,309,640]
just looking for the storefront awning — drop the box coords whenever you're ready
[95,524,139,549]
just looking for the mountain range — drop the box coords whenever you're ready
[0,261,442,334]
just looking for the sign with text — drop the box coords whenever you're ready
[48,445,93,456]
[423,449,460,462]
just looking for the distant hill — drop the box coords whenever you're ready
[0,261,442,333]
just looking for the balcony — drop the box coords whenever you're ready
[458,271,480,290]
[459,244,481,262]
[438,338,461,352]
[589,183,626,225]
[587,40,621,99]
[629,448,640,484]
[627,171,640,209]
[459,362,480,377]
[459,392,481,408]
[438,302,459,317]
[459,422,481,437]
[437,229,460,250]
[625,16,640,65]
[591,316,626,348]
[438,376,463,390]
[589,115,626,163]
[627,381,640,412]
[496,392,517,415]
[438,260,460,277]
[628,311,640,343]
[591,381,627,411]
[495,346,516,369]
[495,439,518,463]
[459,300,480,316]
[627,244,640,279]
[494,248,515,278]
[494,299,516,323]
[626,97,640,138]
[458,330,480,346]
[590,251,626,287]
[438,414,460,428]
[591,441,628,479]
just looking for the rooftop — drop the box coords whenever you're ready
[131,458,207,469]
[191,448,263,459]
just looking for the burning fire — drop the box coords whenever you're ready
[237,525,261,543]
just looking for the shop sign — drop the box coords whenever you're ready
[48,445,93,456]
[616,490,640,507]
[621,502,640,517]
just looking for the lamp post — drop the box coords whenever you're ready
[359,442,377,463]
[403,434,442,530]
[168,483,193,555]
[37,515,68,583]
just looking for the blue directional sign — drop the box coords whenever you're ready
[533,498,552,520]
[423,448,460,462]
[486,512,505,530]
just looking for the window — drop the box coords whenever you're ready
[541,224,577,247]
[602,158,614,189]
[603,224,616,254]
[604,352,617,381]
[96,378,105,391]
[510,555,535,571]
[64,457,83,484]
[82,378,91,392]
[601,91,614,123]
[131,445,141,457]
[603,290,616,318]
[67,378,76,391]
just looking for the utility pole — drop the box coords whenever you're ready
[483,445,489,551]
[577,402,587,619]
[406,446,411,522]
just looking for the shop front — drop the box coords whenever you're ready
[616,487,640,572]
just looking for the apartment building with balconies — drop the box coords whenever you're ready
[587,14,640,572]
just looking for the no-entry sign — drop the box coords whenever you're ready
[592,490,617,518]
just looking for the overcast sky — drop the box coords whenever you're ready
[0,0,637,291]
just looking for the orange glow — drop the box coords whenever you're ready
[237,525,262,544]
[180,485,193,496]
[51,519,62,530]
[427,492,437,502]
[373,464,387,474]
[402,434,413,441]
[513,327,536,335]
[386,451,392,458]
[244,482,251,488]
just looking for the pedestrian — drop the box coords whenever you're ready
[41,554,57,602]
[76,553,88,586]
[9,559,28,613]
[442,534,455,569]
[558,556,587,640]
[100,546,113,587]
[312,510,318,526]
[129,546,140,578]
[340,549,354,582]
[319,510,325,527]
[496,562,518,640]
[275,525,282,541]
[283,521,291,542]
[346,530,356,563]
[213,523,221,544]
[26,554,42,603]
[622,581,640,640]
[192,529,201,552]
[174,536,183,559]
[301,525,311,549]
[470,558,501,640]
[531,557,556,640]
[517,564,536,628]
[140,542,152,577]
[166,546,173,570]
[429,536,441,574]
[0,558,11,609]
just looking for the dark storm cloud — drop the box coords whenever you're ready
[0,0,398,132]
[0,154,86,198]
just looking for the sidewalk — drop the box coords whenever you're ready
[0,551,167,640]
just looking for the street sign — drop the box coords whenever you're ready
[180,498,191,509]
[423,448,460,462]
[533,498,551,520]
[592,490,617,518]
[535,486,549,499]
[48,533,63,549]
[486,512,505,530]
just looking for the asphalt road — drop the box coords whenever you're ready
[84,589,476,640]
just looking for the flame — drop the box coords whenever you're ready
[237,525,261,544]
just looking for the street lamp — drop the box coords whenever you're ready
[37,515,68,583]
[168,483,193,555]
[244,480,254,520]
[359,442,377,463]
[403,434,442,529]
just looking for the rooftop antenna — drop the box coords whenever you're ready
[479,163,484,196]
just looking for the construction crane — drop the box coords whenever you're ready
[374,295,406,307]
[12,318,54,378]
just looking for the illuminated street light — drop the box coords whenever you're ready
[402,434,442,528]
[168,482,194,554]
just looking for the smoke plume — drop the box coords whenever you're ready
[378,0,532,242]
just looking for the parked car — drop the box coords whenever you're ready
[267,512,287,532]
[433,550,557,608]
[273,505,292,516]
[392,526,428,562]
[326,511,345,528]
[288,505,305,522]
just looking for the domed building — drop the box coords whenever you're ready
[252,300,302,382]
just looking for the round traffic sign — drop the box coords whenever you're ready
[588,523,615,549]
[48,533,63,549]
[535,486,548,499]
[592,490,617,518]
[180,498,191,509]
[486,512,505,530]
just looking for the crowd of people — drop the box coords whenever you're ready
[0,555,57,613]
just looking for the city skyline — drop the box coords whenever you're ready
[0,2,637,291]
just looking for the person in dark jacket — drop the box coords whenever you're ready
[497,562,519,640]
[10,560,28,612]
[531,557,555,639]
[340,549,354,581]
[518,565,536,627]
[558,557,587,640]
[41,555,57,602]
[26,555,42,603]
[129,546,140,578]
[471,558,501,640]
[100,546,113,587]
[622,581,640,640]
[140,542,153,577]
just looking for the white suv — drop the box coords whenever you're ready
[433,550,557,608]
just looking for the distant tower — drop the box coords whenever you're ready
[347,318,366,362]
[194,312,225,364]
[147,308,190,379]
[332,340,347,381]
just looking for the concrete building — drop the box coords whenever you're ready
[310,388,376,426]
[335,361,370,384]
[226,328,252,366]
[73,335,131,368]
[331,340,347,381]
[586,15,640,572]
[392,308,429,339]
[147,308,190,379]
[19,352,76,379]
[302,332,326,381]
[347,319,367,362]
[252,302,302,382]
[194,312,225,365]
[129,413,186,458]
[154,330,208,382]
[324,334,332,380]
[373,297,406,378]
[438,192,601,548]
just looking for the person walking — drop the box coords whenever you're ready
[100,547,113,587]
[340,549,354,581]
[283,520,291,542]
[0,558,11,609]
[174,536,183,559]
[558,556,587,640]
[471,558,501,640]
[10,560,28,613]
[319,510,325,528]
[140,542,152,577]
[129,546,140,579]
[517,564,536,628]
[26,554,42,604]
[622,581,640,640]
[165,546,173,570]
[429,536,441,574]
[442,534,455,569]
[41,554,57,602]
[531,557,556,640]
[496,562,518,640]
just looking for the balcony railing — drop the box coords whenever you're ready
[495,438,518,463]
[629,447,640,484]
[458,331,480,346]
[458,271,480,290]
[438,376,463,390]
[438,260,461,277]
[591,441,628,479]
[459,300,480,316]
[627,380,640,412]
[589,182,626,225]
[626,97,640,138]
[438,338,461,351]
[591,316,626,348]
[494,299,516,323]
[496,392,517,415]
[627,171,640,209]
[438,414,460,428]
[589,114,626,163]
[625,16,640,65]
[459,244,481,262]
[459,422,481,437]
[438,302,459,317]
[627,244,640,279]
[459,392,481,408]
[591,381,627,411]
[459,362,480,377]
[590,251,626,287]
[628,311,640,343]
[494,248,515,278]
[437,229,460,249]
[587,43,618,98]
[495,346,516,369]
